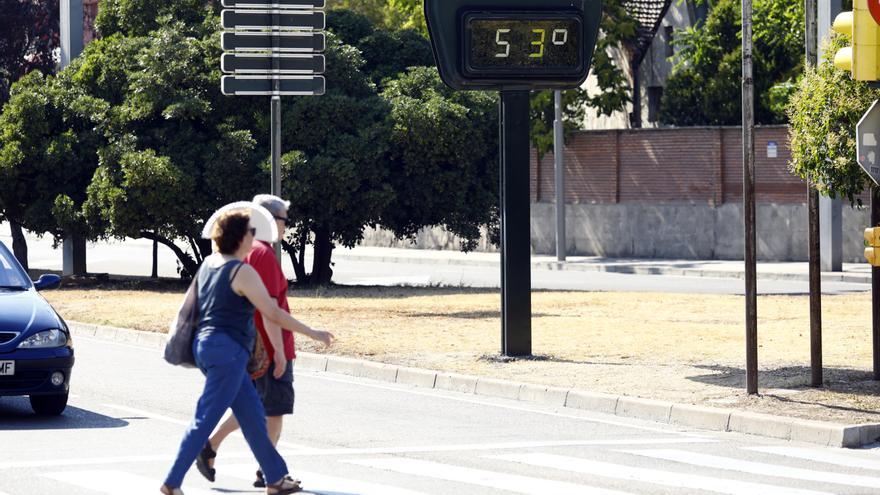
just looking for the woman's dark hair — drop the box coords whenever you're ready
[211,211,250,255]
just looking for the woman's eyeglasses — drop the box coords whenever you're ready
[248,227,257,236]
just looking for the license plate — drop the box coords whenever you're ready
[0,361,14,376]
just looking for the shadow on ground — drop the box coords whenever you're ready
[688,364,880,418]
[0,396,128,430]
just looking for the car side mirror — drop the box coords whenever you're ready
[33,274,61,291]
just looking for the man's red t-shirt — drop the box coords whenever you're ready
[245,240,296,360]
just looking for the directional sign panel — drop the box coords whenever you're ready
[222,53,325,74]
[222,0,325,7]
[221,75,325,96]
[858,100,880,185]
[222,31,325,52]
[221,10,325,31]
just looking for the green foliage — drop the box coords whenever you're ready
[788,35,879,204]
[381,67,499,250]
[95,0,212,37]
[327,0,427,36]
[660,0,804,126]
[0,0,58,108]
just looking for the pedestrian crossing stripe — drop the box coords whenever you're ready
[348,457,634,495]
[744,445,880,472]
[222,463,431,495]
[623,448,880,489]
[491,452,835,495]
[43,470,216,495]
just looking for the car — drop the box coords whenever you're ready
[0,239,72,415]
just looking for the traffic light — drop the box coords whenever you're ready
[865,227,880,266]
[832,0,880,81]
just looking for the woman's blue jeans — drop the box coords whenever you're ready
[164,332,288,488]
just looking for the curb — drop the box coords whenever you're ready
[332,253,872,285]
[69,321,880,448]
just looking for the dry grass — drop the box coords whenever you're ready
[45,285,880,424]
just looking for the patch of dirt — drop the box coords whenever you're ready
[44,283,880,424]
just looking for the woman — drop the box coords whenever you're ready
[161,210,333,495]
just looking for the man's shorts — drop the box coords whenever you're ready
[254,359,294,416]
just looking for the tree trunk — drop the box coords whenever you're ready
[9,221,28,272]
[139,231,199,279]
[72,232,87,276]
[196,238,213,263]
[282,239,307,284]
[310,226,334,285]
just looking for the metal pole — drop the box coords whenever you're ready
[819,0,845,272]
[500,90,532,357]
[60,0,84,277]
[873,188,880,380]
[805,0,823,387]
[554,91,566,262]
[271,8,282,263]
[742,0,758,395]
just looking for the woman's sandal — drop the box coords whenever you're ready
[253,469,266,488]
[195,441,217,482]
[159,484,184,495]
[266,475,302,495]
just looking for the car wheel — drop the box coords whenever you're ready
[29,393,68,416]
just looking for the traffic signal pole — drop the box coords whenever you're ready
[873,189,880,380]
[500,91,532,357]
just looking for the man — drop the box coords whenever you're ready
[197,194,332,488]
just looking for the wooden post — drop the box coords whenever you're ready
[742,0,758,395]
[805,0,823,387]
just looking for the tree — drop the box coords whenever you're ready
[660,0,805,126]
[0,0,59,268]
[380,67,499,250]
[788,34,878,204]
[276,33,393,285]
[326,0,426,35]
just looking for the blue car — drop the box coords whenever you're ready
[0,240,72,415]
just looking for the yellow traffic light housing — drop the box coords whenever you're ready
[833,1,880,81]
[865,227,880,266]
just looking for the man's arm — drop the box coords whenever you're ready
[262,314,287,379]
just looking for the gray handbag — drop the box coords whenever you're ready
[164,270,200,368]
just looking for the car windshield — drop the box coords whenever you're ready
[0,241,30,289]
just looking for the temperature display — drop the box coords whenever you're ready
[464,13,582,75]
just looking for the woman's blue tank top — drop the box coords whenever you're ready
[195,259,255,352]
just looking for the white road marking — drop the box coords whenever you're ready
[44,469,217,495]
[223,463,430,495]
[0,455,172,470]
[624,448,880,489]
[744,445,880,471]
[348,457,634,495]
[310,373,701,435]
[493,452,835,495]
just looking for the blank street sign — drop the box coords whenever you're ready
[857,100,880,186]
[221,31,325,52]
[221,75,326,96]
[221,53,325,74]
[221,0,325,7]
[221,10,325,31]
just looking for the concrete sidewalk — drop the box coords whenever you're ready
[335,246,873,285]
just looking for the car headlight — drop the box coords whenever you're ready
[17,329,68,349]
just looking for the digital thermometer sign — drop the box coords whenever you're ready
[463,14,583,76]
[425,0,601,90]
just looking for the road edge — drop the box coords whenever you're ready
[69,321,880,448]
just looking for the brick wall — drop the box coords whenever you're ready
[532,125,808,205]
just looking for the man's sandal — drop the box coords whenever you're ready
[195,442,217,482]
[254,469,266,488]
[159,485,184,495]
[266,475,302,495]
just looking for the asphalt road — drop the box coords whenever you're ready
[2,337,880,495]
[0,229,870,295]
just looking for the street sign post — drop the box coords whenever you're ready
[425,0,602,357]
[221,0,325,261]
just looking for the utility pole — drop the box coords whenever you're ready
[554,91,566,262]
[805,0,823,387]
[742,0,758,395]
[60,0,86,277]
